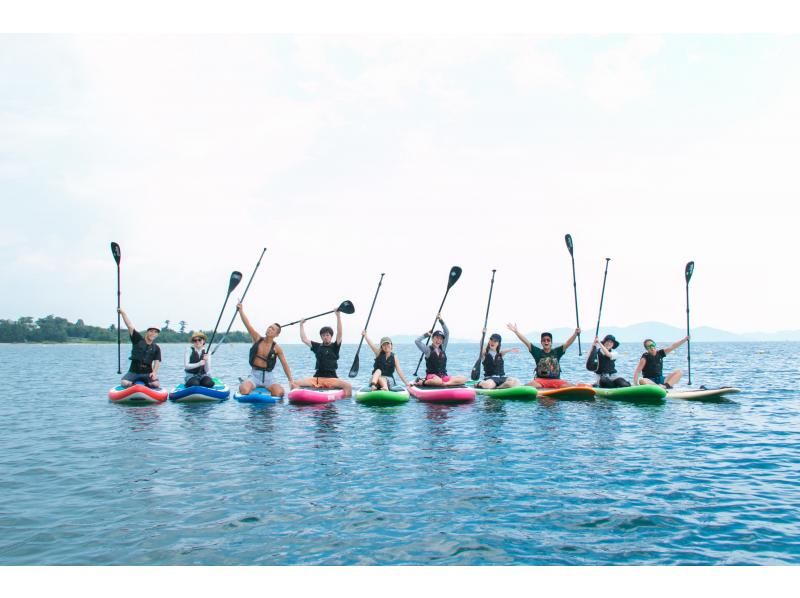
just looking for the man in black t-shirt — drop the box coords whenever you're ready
[118,308,162,389]
[295,307,353,397]
[632,336,689,389]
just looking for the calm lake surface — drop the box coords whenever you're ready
[1,341,799,565]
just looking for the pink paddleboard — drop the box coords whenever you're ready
[288,387,345,404]
[408,385,476,404]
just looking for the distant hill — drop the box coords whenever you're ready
[522,322,800,343]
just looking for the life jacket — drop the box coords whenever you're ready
[426,346,448,376]
[483,351,505,377]
[249,338,277,372]
[373,352,396,377]
[130,337,159,374]
[641,350,665,379]
[185,347,208,374]
[595,351,617,376]
[313,342,340,377]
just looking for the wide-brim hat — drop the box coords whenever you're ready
[190,331,207,341]
[601,334,619,349]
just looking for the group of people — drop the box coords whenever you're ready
[116,306,690,396]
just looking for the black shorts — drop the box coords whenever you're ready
[484,376,507,386]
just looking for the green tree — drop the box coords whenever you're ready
[179,320,187,334]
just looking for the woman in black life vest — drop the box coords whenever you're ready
[362,332,411,391]
[184,331,215,388]
[476,332,521,389]
[413,314,468,387]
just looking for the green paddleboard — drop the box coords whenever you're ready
[355,387,410,406]
[475,385,538,400]
[593,384,666,403]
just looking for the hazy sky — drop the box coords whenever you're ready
[1,33,798,340]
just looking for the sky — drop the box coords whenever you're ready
[1,30,799,341]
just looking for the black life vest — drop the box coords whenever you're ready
[596,351,617,376]
[373,352,396,377]
[641,350,665,379]
[185,347,207,374]
[313,342,340,377]
[482,351,505,377]
[129,338,159,374]
[249,338,277,372]
[426,347,448,376]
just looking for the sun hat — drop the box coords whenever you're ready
[380,336,393,346]
[191,331,207,341]
[601,334,619,349]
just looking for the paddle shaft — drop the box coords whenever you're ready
[116,261,121,373]
[348,273,385,378]
[594,258,611,338]
[213,248,267,354]
[206,272,243,351]
[414,286,455,377]
[686,278,692,386]
[282,309,337,328]
[569,252,582,356]
[471,270,497,380]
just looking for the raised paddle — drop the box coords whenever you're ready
[212,248,267,354]
[413,266,463,376]
[110,242,122,374]
[281,300,355,327]
[349,273,385,378]
[685,261,695,385]
[471,269,496,380]
[565,233,582,355]
[587,258,611,372]
[205,271,243,352]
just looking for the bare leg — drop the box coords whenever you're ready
[268,383,285,397]
[239,380,255,395]
[665,369,683,388]
[527,378,543,388]
[378,376,390,391]
[639,378,655,386]
[498,377,520,389]
[477,379,497,389]
[424,375,443,386]
[445,375,468,386]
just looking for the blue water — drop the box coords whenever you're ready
[1,341,799,565]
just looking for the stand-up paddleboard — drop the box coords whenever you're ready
[169,378,230,402]
[667,387,741,401]
[355,386,410,406]
[234,386,283,404]
[594,385,666,403]
[288,387,345,405]
[108,383,168,404]
[409,385,476,404]
[475,385,538,400]
[538,386,596,400]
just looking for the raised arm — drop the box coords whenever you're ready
[500,347,520,357]
[594,336,612,358]
[440,317,450,351]
[118,308,135,335]
[562,327,581,351]
[363,331,379,356]
[276,345,295,389]
[299,319,311,347]
[506,323,532,352]
[415,331,432,357]
[664,335,689,355]
[237,303,261,341]
[335,309,343,345]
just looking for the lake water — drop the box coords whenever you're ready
[1,341,799,565]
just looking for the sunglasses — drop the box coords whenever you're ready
[646,344,656,349]
[192,338,204,342]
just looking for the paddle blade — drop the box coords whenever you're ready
[348,353,359,378]
[228,271,243,294]
[470,358,481,381]
[565,234,574,256]
[685,261,695,284]
[447,266,463,289]
[110,242,121,264]
[338,300,355,314]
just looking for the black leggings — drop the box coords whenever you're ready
[186,375,215,388]
[599,376,631,388]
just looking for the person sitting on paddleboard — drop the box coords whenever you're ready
[476,332,521,389]
[295,307,353,397]
[183,331,215,388]
[237,303,295,397]
[362,332,411,391]
[587,334,630,388]
[117,308,162,389]
[414,314,468,387]
[633,336,689,389]
[507,323,580,389]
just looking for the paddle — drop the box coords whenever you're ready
[110,242,121,374]
[685,261,694,385]
[471,269,496,380]
[587,258,611,371]
[564,233,582,355]
[205,271,243,352]
[212,248,267,354]
[281,300,355,327]
[413,266,463,376]
[348,273,385,378]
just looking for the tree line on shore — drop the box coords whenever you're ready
[0,315,252,343]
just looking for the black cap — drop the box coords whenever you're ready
[489,333,502,342]
[601,334,619,349]
[432,330,445,338]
